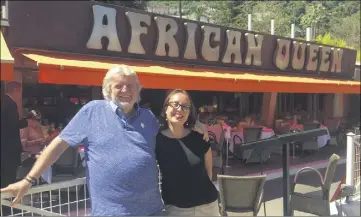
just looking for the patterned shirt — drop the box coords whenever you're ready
[59,100,162,216]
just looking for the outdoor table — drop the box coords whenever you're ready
[290,124,330,148]
[228,127,275,152]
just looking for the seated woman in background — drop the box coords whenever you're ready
[20,110,45,154]
[44,122,62,144]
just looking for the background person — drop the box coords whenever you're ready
[1,82,28,188]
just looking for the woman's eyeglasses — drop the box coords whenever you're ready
[168,101,191,112]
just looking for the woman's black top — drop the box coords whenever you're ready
[155,131,218,208]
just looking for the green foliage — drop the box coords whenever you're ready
[315,33,361,61]
[144,0,359,57]
[315,33,348,48]
[93,0,149,10]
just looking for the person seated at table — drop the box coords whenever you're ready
[233,121,248,132]
[20,110,45,155]
[44,122,62,144]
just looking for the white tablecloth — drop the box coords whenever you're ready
[317,128,331,148]
[41,168,52,184]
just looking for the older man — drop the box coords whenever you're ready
[1,66,163,216]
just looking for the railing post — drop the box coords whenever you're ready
[346,132,355,185]
[282,143,290,216]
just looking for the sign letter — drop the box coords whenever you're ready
[126,12,151,55]
[274,39,291,70]
[222,30,243,64]
[245,33,263,66]
[86,5,122,52]
[201,25,220,62]
[183,22,198,60]
[330,48,343,73]
[319,46,332,72]
[305,44,320,71]
[291,41,306,70]
[154,16,179,58]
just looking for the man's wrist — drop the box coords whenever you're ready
[24,175,37,186]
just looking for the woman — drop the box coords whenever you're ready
[20,110,45,154]
[156,89,219,216]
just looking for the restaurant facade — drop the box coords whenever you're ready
[1,1,360,127]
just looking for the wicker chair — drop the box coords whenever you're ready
[218,174,266,216]
[289,154,340,216]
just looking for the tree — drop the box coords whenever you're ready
[331,11,360,49]
[300,2,330,37]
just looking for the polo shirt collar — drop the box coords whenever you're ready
[108,100,140,118]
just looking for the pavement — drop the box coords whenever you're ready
[212,144,348,216]
[257,166,345,216]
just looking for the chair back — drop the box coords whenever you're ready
[278,123,291,135]
[217,130,226,152]
[53,147,80,175]
[217,175,266,214]
[243,127,262,143]
[324,118,340,134]
[303,123,321,131]
[323,154,340,191]
[233,134,243,145]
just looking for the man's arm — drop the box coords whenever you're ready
[26,137,70,180]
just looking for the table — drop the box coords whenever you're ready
[206,125,275,153]
[228,127,275,152]
[290,124,331,148]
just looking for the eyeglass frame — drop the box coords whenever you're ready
[167,101,191,112]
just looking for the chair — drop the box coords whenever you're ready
[243,127,265,163]
[218,174,266,216]
[212,131,225,175]
[290,154,340,216]
[52,146,85,183]
[232,134,244,162]
[301,123,321,153]
[274,123,292,155]
[324,118,341,146]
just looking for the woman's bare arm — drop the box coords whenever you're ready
[205,148,213,180]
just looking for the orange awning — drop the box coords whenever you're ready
[1,31,14,81]
[20,50,360,94]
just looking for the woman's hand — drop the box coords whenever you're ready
[0,179,32,206]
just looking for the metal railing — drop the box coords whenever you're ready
[1,178,90,216]
[1,165,163,216]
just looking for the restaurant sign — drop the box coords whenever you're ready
[7,1,357,78]
[85,4,356,77]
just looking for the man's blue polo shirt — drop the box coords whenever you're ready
[58,100,163,216]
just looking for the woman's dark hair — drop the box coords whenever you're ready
[160,89,197,130]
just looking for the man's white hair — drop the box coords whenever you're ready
[102,65,142,101]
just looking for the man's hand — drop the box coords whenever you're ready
[193,121,209,142]
[0,179,32,206]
